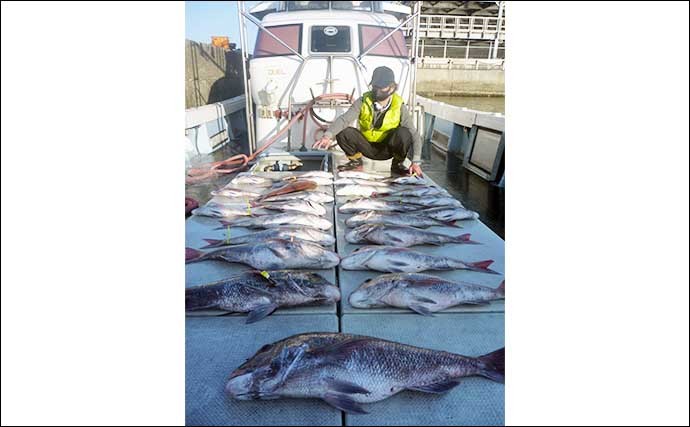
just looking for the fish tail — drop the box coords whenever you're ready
[186,247,207,263]
[493,280,505,298]
[453,233,480,245]
[201,238,225,249]
[443,220,463,228]
[465,259,500,275]
[476,347,505,383]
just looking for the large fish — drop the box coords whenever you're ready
[230,175,275,187]
[191,203,269,218]
[372,186,448,198]
[338,198,424,214]
[334,178,391,187]
[186,271,340,323]
[384,175,428,186]
[341,246,499,274]
[282,171,332,180]
[345,224,478,247]
[335,185,381,197]
[215,212,333,230]
[418,206,480,221]
[377,195,464,209]
[262,191,334,204]
[252,199,327,216]
[349,273,504,316]
[225,332,504,414]
[211,188,262,199]
[200,226,336,248]
[337,171,388,180]
[345,210,458,229]
[280,176,333,186]
[186,238,340,270]
[256,180,319,202]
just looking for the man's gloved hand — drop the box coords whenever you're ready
[312,135,332,150]
[409,162,423,177]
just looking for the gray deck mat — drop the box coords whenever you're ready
[186,314,341,426]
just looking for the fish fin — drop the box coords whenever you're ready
[245,303,278,324]
[454,233,480,245]
[413,296,437,305]
[309,337,371,360]
[325,377,371,395]
[494,280,505,298]
[409,304,434,316]
[467,259,500,274]
[242,284,274,296]
[185,248,205,263]
[213,220,233,230]
[461,300,491,305]
[408,379,461,394]
[444,220,463,228]
[201,238,225,249]
[323,392,369,414]
[477,347,505,383]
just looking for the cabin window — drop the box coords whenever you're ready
[359,25,408,58]
[332,1,372,11]
[286,1,329,11]
[254,24,302,57]
[310,26,351,53]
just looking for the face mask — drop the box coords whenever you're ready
[374,87,393,102]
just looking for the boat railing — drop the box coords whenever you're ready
[185,95,247,155]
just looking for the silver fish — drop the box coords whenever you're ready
[346,224,479,247]
[341,246,499,274]
[338,198,424,214]
[345,211,457,229]
[349,273,504,316]
[337,171,388,180]
[384,175,428,185]
[263,191,334,204]
[334,178,391,187]
[186,238,340,270]
[254,200,327,216]
[211,188,262,199]
[215,212,333,230]
[283,171,333,180]
[419,206,480,221]
[377,195,463,209]
[186,271,340,323]
[372,186,448,198]
[230,175,275,187]
[226,332,504,413]
[335,185,381,197]
[191,204,262,218]
[278,176,333,186]
[200,226,336,248]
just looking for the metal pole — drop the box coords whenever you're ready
[493,1,504,59]
[443,40,447,59]
[421,38,425,58]
[488,41,493,59]
[465,40,470,60]
[410,1,421,109]
[237,1,255,154]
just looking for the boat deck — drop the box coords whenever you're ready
[185,154,505,426]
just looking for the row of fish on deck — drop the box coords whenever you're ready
[185,169,504,415]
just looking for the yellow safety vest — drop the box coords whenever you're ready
[358,92,403,143]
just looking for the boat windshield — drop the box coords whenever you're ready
[286,1,372,12]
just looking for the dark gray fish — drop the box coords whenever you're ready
[200,226,336,249]
[345,210,458,228]
[186,271,340,323]
[225,332,504,413]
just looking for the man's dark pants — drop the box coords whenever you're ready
[335,127,413,163]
